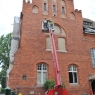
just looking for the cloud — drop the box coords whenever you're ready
[0,0,95,36]
[73,0,95,21]
[0,0,22,36]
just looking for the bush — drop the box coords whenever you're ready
[44,79,55,90]
[1,88,5,93]
[44,79,66,90]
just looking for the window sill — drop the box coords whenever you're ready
[57,50,67,52]
[36,84,43,87]
[46,49,67,52]
[70,83,80,86]
[46,49,51,51]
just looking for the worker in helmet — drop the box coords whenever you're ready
[42,17,49,32]
[47,18,54,31]
[43,17,48,29]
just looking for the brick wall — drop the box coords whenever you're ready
[9,0,95,95]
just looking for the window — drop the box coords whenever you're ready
[68,65,78,84]
[58,38,66,51]
[90,48,95,67]
[60,0,66,18]
[70,12,75,20]
[46,36,51,50]
[37,64,48,84]
[32,5,39,13]
[44,3,47,11]
[83,21,93,26]
[53,5,56,12]
[46,25,66,52]
[62,7,65,14]
[90,23,93,26]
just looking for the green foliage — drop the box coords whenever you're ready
[0,70,6,88]
[44,79,55,90]
[62,82,66,88]
[0,33,12,88]
[0,33,12,69]
[44,79,66,90]
[1,88,5,93]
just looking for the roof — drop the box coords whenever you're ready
[83,18,95,29]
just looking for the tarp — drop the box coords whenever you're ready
[6,17,21,87]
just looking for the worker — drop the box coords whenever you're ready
[47,18,54,31]
[43,17,48,29]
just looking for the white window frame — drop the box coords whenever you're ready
[90,48,95,67]
[37,64,47,85]
[68,65,78,84]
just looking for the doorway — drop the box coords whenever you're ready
[91,80,95,94]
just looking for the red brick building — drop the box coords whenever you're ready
[8,0,95,95]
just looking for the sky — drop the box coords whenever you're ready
[0,0,95,36]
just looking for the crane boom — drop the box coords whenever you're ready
[49,28,62,86]
[42,19,68,95]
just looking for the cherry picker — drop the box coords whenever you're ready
[42,18,68,95]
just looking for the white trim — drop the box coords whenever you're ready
[68,65,78,84]
[37,64,47,84]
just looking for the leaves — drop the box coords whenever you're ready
[44,79,55,90]
[0,33,11,88]
[44,79,66,90]
[0,69,6,88]
[0,33,11,70]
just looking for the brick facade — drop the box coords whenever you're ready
[9,0,95,95]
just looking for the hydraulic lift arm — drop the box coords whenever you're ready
[49,28,62,86]
[42,19,68,95]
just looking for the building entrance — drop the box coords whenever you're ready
[91,80,95,94]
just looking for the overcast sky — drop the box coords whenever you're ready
[0,0,95,36]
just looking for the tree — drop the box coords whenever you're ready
[0,69,6,88]
[0,33,11,88]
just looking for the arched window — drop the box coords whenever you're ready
[68,65,78,84]
[32,5,39,13]
[37,63,48,84]
[62,7,65,14]
[43,0,48,15]
[60,0,66,18]
[44,3,47,11]
[46,25,66,52]
[52,0,57,16]
[70,12,76,20]
[53,5,56,12]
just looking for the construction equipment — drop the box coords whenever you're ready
[42,19,68,95]
[90,89,94,95]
